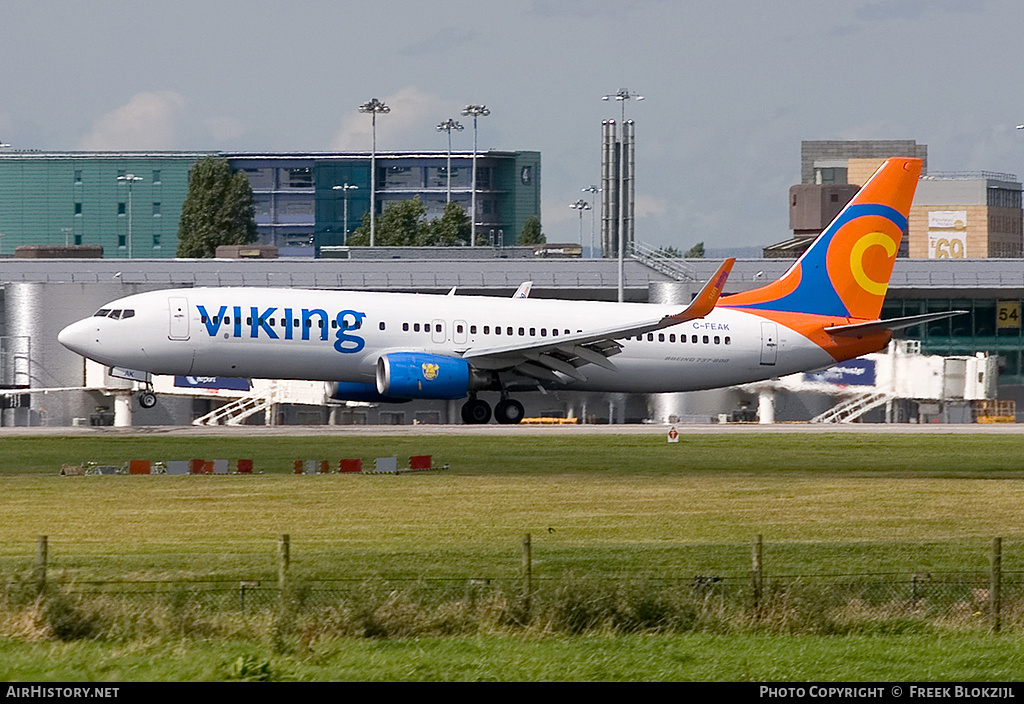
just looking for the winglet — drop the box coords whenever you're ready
[663,258,734,324]
[513,281,533,299]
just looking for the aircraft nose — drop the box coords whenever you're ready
[58,318,98,357]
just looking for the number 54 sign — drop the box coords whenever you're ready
[998,301,1020,329]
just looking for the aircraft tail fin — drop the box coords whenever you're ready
[722,157,922,320]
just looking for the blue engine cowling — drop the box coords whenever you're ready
[376,353,471,400]
[328,381,412,404]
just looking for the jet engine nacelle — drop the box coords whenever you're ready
[327,381,412,404]
[376,352,470,400]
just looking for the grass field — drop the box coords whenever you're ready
[2,429,1024,681]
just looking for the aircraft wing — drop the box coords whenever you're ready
[462,258,734,381]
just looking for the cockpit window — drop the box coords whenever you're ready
[92,308,134,320]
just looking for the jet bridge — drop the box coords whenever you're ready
[748,340,999,424]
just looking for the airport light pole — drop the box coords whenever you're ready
[436,118,464,203]
[570,199,590,250]
[359,98,390,247]
[602,88,644,124]
[117,173,142,258]
[582,186,600,257]
[461,104,490,246]
[332,183,359,244]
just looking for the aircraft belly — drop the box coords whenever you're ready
[191,338,370,381]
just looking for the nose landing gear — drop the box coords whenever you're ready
[138,386,157,409]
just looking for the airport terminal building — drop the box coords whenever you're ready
[0,150,542,257]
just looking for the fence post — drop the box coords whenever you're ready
[990,537,1002,633]
[278,534,290,600]
[34,535,47,597]
[751,534,763,617]
[522,533,532,619]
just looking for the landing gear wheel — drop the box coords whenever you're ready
[138,390,158,409]
[495,399,525,425]
[461,398,492,424]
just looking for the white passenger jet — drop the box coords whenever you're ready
[59,158,959,424]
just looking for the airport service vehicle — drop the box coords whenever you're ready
[59,158,958,424]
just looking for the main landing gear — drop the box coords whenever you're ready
[460,395,525,425]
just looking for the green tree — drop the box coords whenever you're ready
[420,201,472,246]
[347,196,427,246]
[655,246,683,258]
[177,156,257,257]
[685,241,705,258]
[348,197,477,247]
[517,215,545,245]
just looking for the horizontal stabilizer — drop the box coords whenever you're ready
[825,310,968,338]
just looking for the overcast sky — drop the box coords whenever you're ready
[3,0,1023,252]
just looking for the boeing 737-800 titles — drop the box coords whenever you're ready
[58,158,961,424]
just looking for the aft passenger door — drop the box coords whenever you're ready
[168,297,190,341]
[759,321,777,366]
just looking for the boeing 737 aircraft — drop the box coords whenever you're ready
[59,157,960,424]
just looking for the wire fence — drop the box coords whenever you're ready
[2,534,1020,635]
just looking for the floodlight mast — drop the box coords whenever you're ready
[582,186,600,257]
[461,104,490,247]
[602,88,644,125]
[359,98,390,247]
[570,199,591,249]
[332,183,359,244]
[117,173,143,258]
[436,118,464,203]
